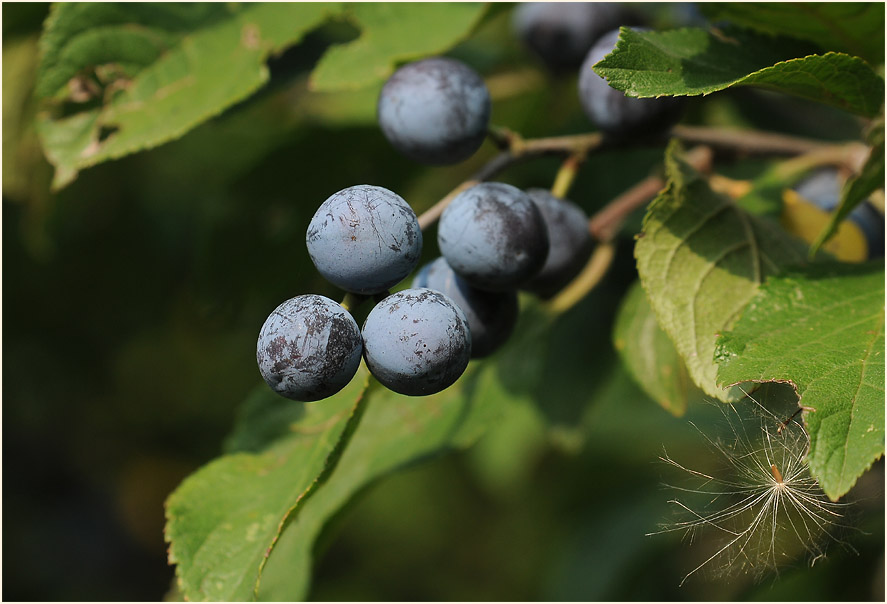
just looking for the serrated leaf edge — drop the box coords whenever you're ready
[163,373,372,601]
[714,272,885,500]
[593,27,884,116]
[252,374,374,598]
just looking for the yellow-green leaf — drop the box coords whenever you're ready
[613,281,693,416]
[35,3,338,189]
[165,370,371,602]
[309,3,487,91]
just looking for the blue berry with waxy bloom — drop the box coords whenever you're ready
[437,182,550,292]
[257,295,363,402]
[306,185,422,295]
[513,2,633,72]
[361,288,471,396]
[414,257,519,358]
[522,188,594,298]
[794,168,884,258]
[378,57,491,165]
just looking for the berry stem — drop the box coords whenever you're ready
[340,292,368,313]
[544,146,713,313]
[546,243,616,314]
[486,125,521,151]
[550,152,586,199]
[417,132,604,231]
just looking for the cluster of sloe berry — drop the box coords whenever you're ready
[256,177,593,401]
[257,3,683,402]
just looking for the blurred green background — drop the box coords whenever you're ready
[3,3,883,600]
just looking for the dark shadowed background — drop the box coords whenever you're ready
[3,2,884,600]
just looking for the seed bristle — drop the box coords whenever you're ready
[651,387,859,586]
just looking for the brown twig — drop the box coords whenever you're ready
[416,124,857,233]
[589,176,666,243]
[769,143,870,179]
[412,123,854,313]
[555,131,869,311]
[589,146,714,243]
[550,152,587,199]
[545,146,714,313]
[416,132,606,230]
[670,125,841,156]
[546,242,616,314]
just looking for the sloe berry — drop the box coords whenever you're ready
[414,257,518,358]
[257,295,363,402]
[378,57,491,165]
[361,288,471,396]
[513,2,633,72]
[437,182,550,291]
[522,188,594,298]
[306,185,422,294]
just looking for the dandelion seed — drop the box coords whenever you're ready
[648,388,859,586]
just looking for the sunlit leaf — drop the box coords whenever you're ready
[165,371,371,601]
[594,27,884,117]
[309,2,487,91]
[716,262,885,500]
[35,3,338,189]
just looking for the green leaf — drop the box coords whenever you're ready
[165,370,371,602]
[309,2,487,91]
[810,118,885,256]
[613,281,693,416]
[739,54,885,118]
[255,298,622,597]
[715,262,885,500]
[594,27,885,117]
[635,140,810,402]
[255,356,515,599]
[165,329,540,600]
[35,3,337,189]
[702,2,885,66]
[164,293,619,600]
